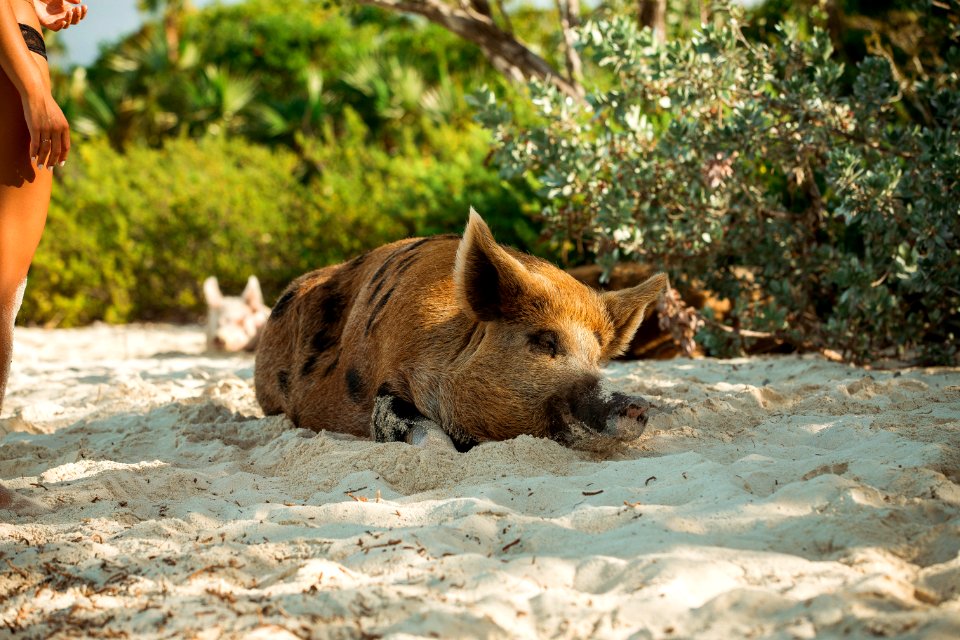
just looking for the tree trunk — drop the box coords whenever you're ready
[638,0,667,44]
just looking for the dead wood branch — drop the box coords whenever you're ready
[354,0,583,98]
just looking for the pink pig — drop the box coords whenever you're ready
[203,276,271,352]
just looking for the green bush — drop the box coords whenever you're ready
[21,122,535,326]
[64,2,508,150]
[25,137,312,324]
[475,2,960,363]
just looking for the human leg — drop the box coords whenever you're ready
[0,278,27,412]
[0,35,53,513]
[0,61,50,416]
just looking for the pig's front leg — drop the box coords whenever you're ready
[406,421,459,449]
[371,390,456,451]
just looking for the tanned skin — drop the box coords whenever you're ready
[0,0,86,513]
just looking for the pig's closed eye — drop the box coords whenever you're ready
[528,330,559,357]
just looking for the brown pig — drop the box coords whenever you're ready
[254,210,667,452]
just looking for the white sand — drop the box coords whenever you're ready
[1,323,958,639]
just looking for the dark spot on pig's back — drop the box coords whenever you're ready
[365,286,394,335]
[345,251,369,272]
[322,351,341,377]
[365,235,456,304]
[270,290,295,321]
[367,276,389,306]
[304,344,341,378]
[301,353,319,377]
[402,237,432,254]
[346,368,366,403]
[369,250,403,291]
[310,328,338,355]
[413,233,460,246]
[392,253,419,280]
[300,281,347,370]
[318,283,346,326]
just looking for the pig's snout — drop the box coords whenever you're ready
[603,392,650,438]
[553,381,651,450]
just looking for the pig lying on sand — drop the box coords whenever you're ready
[255,210,667,452]
[203,276,271,352]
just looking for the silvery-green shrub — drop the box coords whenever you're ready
[473,2,959,363]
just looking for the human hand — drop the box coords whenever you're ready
[21,89,70,169]
[33,0,87,32]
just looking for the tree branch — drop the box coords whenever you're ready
[555,0,585,97]
[494,0,514,34]
[354,0,582,99]
[467,0,492,19]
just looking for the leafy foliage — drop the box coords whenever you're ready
[56,1,505,149]
[475,1,960,362]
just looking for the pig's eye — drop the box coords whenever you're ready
[528,330,559,357]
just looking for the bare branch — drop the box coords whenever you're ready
[468,0,492,19]
[555,0,585,97]
[494,0,514,34]
[354,0,582,99]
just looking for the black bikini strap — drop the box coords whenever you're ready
[19,24,47,60]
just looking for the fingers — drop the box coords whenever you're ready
[35,137,52,169]
[49,130,63,169]
[27,124,40,163]
[50,4,87,31]
[34,128,68,170]
[62,7,82,29]
[21,60,73,171]
[36,128,69,169]
[59,124,71,166]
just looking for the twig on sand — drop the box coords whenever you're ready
[5,559,28,578]
[205,587,238,605]
[187,564,226,581]
[582,489,604,496]
[362,539,402,553]
[502,538,521,552]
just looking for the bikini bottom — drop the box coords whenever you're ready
[19,23,47,60]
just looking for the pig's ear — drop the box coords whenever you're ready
[203,276,224,309]
[242,275,265,309]
[602,273,668,357]
[454,208,534,321]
